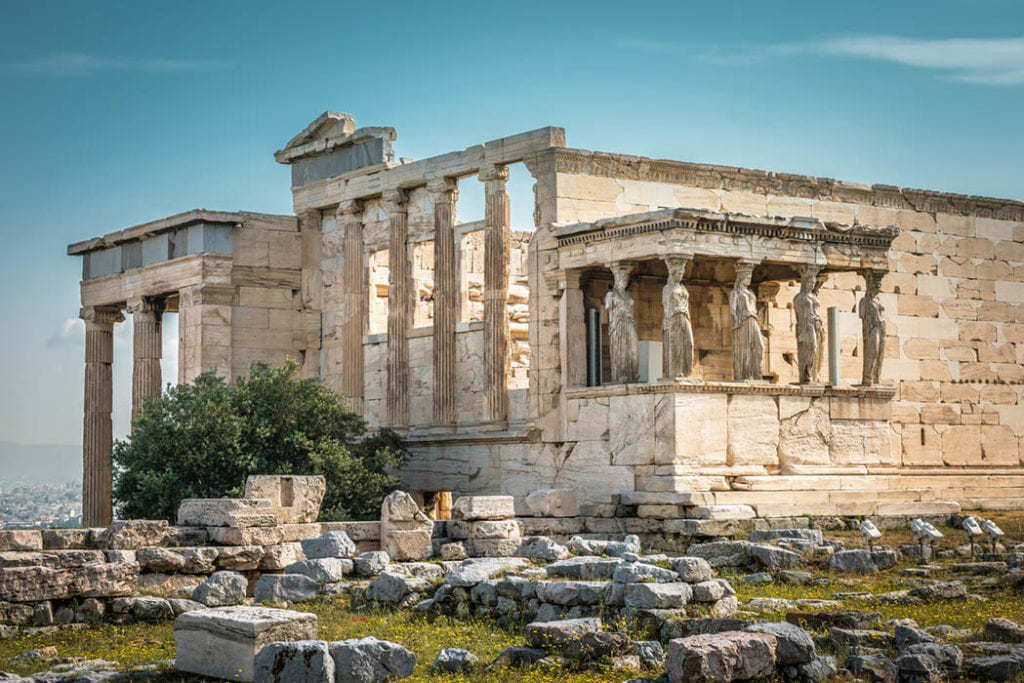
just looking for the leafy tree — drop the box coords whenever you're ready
[112,362,407,522]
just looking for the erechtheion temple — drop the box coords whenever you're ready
[69,112,1024,527]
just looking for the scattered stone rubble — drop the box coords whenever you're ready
[3,489,1024,682]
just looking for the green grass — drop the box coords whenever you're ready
[0,597,639,682]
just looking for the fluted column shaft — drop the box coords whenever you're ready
[481,165,511,423]
[82,306,123,527]
[338,201,366,413]
[129,298,163,423]
[385,190,410,427]
[430,178,459,426]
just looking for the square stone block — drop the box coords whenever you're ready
[177,498,276,528]
[727,394,780,466]
[174,606,318,682]
[244,475,326,524]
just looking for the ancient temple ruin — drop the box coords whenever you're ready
[69,111,1024,526]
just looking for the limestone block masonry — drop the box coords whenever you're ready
[68,110,1024,518]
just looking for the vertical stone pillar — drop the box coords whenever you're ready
[662,255,694,379]
[560,270,587,387]
[128,297,163,423]
[384,189,410,428]
[429,178,459,426]
[793,265,823,384]
[730,260,764,381]
[605,261,639,384]
[338,200,366,413]
[81,306,123,528]
[859,269,887,386]
[480,165,511,423]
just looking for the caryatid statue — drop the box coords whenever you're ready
[662,256,694,379]
[605,261,639,384]
[859,270,886,385]
[730,261,764,381]
[794,265,823,384]
[812,271,827,382]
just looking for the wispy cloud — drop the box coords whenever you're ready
[10,53,225,76]
[781,35,1024,85]
[616,35,1024,85]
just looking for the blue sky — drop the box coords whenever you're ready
[1,0,1022,453]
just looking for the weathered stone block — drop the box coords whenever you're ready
[177,498,276,527]
[667,631,778,683]
[524,489,578,517]
[452,495,515,520]
[245,475,326,524]
[727,394,780,466]
[254,640,334,683]
[97,521,168,549]
[0,531,43,552]
[174,606,318,682]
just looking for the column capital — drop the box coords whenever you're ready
[297,208,321,222]
[426,176,458,198]
[126,297,163,316]
[336,199,363,218]
[382,188,408,214]
[80,306,124,327]
[478,164,509,183]
[862,268,886,289]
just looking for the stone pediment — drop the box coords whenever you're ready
[275,111,397,166]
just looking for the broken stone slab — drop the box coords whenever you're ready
[828,548,899,574]
[545,556,621,580]
[670,557,713,583]
[535,580,609,606]
[366,572,432,605]
[96,521,168,549]
[667,631,778,683]
[109,596,175,624]
[380,492,433,562]
[354,551,390,577]
[0,550,106,569]
[965,654,1024,682]
[0,531,43,552]
[254,640,334,683]
[40,529,92,550]
[177,498,277,528]
[444,557,530,587]
[260,543,306,571]
[245,475,326,524]
[525,617,602,650]
[191,571,248,607]
[0,561,139,602]
[299,532,354,565]
[686,540,753,568]
[524,489,578,517]
[749,544,803,570]
[253,574,321,604]
[284,558,353,584]
[518,537,569,563]
[138,573,205,599]
[328,637,416,681]
[433,647,479,673]
[174,605,318,682]
[687,505,757,521]
[786,609,882,631]
[217,546,266,571]
[625,583,693,610]
[985,618,1024,644]
[829,627,894,649]
[745,621,816,665]
[451,495,515,521]
[208,526,285,547]
[613,561,679,584]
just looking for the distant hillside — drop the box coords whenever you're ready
[0,442,81,483]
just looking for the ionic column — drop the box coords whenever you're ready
[859,269,887,385]
[793,265,823,384]
[480,165,511,422]
[81,306,123,527]
[605,261,639,384]
[384,189,410,428]
[338,200,366,413]
[429,178,459,425]
[128,297,163,423]
[662,256,694,379]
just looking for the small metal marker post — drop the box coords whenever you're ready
[827,307,840,386]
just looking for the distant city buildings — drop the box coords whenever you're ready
[0,480,81,528]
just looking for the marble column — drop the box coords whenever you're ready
[662,256,694,379]
[81,306,123,528]
[480,165,511,423]
[859,270,887,385]
[128,297,163,423]
[605,261,639,384]
[561,270,587,387]
[384,189,410,428]
[794,265,823,384]
[730,260,764,381]
[338,200,366,413]
[429,178,459,425]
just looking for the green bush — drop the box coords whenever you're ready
[112,362,407,522]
